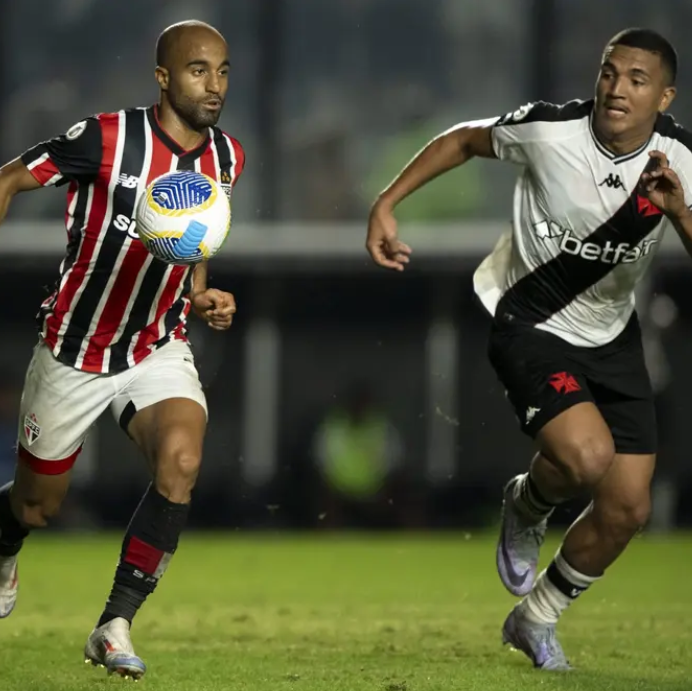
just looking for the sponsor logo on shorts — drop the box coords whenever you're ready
[548,372,581,394]
[23,413,41,446]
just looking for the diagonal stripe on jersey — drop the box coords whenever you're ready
[496,187,664,326]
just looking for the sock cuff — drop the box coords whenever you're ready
[512,473,555,521]
[127,484,190,555]
[526,473,555,510]
[554,549,601,587]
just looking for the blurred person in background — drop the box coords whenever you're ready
[310,381,414,529]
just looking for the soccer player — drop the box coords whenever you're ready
[366,28,692,670]
[0,20,244,679]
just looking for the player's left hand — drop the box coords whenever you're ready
[191,288,236,331]
[639,150,690,220]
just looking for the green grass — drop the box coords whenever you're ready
[0,531,690,690]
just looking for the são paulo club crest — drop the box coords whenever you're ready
[23,413,41,446]
[220,170,232,201]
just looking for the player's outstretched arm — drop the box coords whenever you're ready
[0,158,42,224]
[366,124,495,271]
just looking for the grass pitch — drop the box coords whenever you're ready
[0,531,690,690]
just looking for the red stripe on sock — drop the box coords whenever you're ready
[123,536,165,574]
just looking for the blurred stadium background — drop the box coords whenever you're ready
[0,0,691,535]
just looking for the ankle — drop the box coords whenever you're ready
[523,549,601,625]
[512,473,557,522]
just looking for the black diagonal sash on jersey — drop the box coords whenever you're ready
[496,187,664,326]
[60,111,147,365]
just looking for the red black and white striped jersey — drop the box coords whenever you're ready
[21,105,245,374]
[473,99,692,347]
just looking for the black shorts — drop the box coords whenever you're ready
[487,315,656,454]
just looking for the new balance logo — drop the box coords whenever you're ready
[118,173,139,189]
[599,173,624,189]
[533,221,658,264]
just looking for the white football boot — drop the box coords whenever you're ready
[84,617,147,680]
[0,555,18,618]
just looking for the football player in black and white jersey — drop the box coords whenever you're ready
[366,28,692,670]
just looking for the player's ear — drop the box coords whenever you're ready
[155,66,170,91]
[659,86,676,112]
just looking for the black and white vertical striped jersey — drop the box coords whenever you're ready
[20,105,244,373]
[473,99,692,347]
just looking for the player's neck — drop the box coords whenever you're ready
[156,103,207,151]
[592,123,653,157]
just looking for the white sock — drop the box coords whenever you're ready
[522,549,601,625]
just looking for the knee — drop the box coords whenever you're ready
[556,436,616,489]
[596,494,651,540]
[155,448,202,503]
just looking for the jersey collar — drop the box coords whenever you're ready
[147,106,210,159]
[588,108,653,165]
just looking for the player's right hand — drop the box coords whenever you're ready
[366,201,412,272]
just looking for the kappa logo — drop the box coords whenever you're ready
[23,413,41,446]
[525,406,541,424]
[598,173,624,190]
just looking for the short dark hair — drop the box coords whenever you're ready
[607,28,678,84]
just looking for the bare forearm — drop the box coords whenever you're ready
[0,173,21,224]
[0,190,12,225]
[190,261,208,297]
[0,158,42,223]
[375,124,494,211]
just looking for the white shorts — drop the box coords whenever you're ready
[17,339,207,474]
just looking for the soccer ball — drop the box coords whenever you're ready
[135,170,231,265]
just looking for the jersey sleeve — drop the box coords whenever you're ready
[491,101,569,165]
[20,117,102,187]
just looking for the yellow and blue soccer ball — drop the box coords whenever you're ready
[135,170,231,265]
